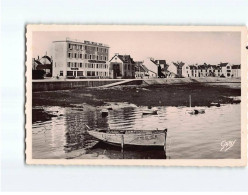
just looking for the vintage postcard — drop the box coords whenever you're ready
[26,25,247,166]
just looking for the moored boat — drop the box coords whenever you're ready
[84,124,167,147]
[186,95,205,115]
[142,107,158,115]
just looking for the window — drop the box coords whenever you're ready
[67,62,70,67]
[74,53,77,58]
[80,63,82,68]
[97,47,99,51]
[67,71,73,76]
[128,65,130,70]
[74,62,77,67]
[85,54,87,59]
[96,64,99,68]
[77,71,83,76]
[89,55,92,59]
[80,54,82,59]
[97,56,99,60]
[68,44,72,49]
[60,71,63,76]
[104,56,107,61]
[227,70,231,72]
[68,53,72,58]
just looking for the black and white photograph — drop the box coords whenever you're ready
[25,25,247,165]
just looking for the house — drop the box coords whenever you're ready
[135,61,157,78]
[143,58,158,77]
[183,63,226,78]
[218,62,230,77]
[32,55,53,77]
[109,54,135,79]
[143,58,174,78]
[231,65,241,77]
[168,62,188,78]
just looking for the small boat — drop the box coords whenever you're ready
[142,107,158,115]
[186,95,205,115]
[84,124,167,147]
[209,102,221,107]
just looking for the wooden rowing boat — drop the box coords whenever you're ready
[84,124,167,147]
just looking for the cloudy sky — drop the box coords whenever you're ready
[32,31,241,66]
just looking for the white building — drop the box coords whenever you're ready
[109,54,135,79]
[52,38,110,79]
[231,65,241,77]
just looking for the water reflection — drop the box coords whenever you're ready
[32,102,241,159]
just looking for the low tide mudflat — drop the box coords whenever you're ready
[33,82,240,108]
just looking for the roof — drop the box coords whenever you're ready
[135,64,150,72]
[188,64,221,70]
[36,64,52,70]
[34,60,42,65]
[219,62,228,67]
[110,54,135,64]
[41,55,52,63]
[189,65,197,70]
[53,39,109,47]
[154,60,166,65]
[118,55,135,64]
[232,65,241,69]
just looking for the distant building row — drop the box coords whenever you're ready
[32,38,241,79]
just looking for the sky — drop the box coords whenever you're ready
[32,31,241,66]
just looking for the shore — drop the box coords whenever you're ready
[33,82,241,108]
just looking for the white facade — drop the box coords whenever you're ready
[53,38,109,79]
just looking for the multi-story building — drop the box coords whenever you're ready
[109,54,135,79]
[184,64,223,78]
[182,62,242,78]
[52,38,110,79]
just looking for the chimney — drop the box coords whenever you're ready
[38,56,39,59]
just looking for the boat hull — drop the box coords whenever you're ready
[87,130,167,147]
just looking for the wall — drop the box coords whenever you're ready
[32,79,142,91]
[53,42,67,77]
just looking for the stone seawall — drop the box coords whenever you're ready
[32,79,142,91]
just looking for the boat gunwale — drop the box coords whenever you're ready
[88,129,167,135]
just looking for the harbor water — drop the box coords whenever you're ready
[32,102,241,159]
